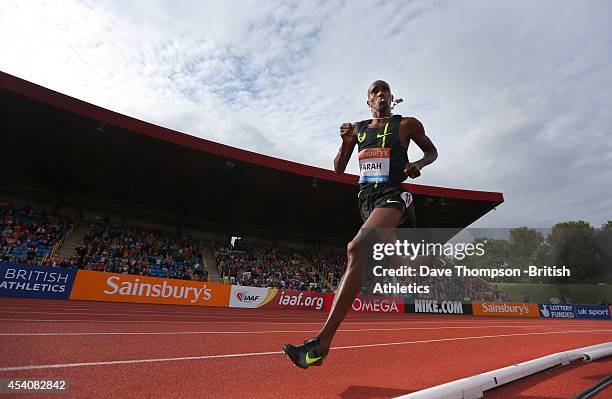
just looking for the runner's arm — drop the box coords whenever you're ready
[405,117,437,169]
[402,117,437,178]
[334,122,358,173]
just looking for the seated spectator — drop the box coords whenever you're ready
[70,217,203,280]
[1,200,75,266]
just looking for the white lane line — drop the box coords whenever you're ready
[0,303,600,321]
[0,318,408,325]
[0,305,329,316]
[0,325,604,336]
[0,309,381,321]
[0,306,476,320]
[2,309,605,325]
[0,310,390,321]
[3,306,99,312]
[0,311,328,320]
[329,330,612,350]
[0,329,610,372]
[0,306,382,317]
[0,309,327,319]
[2,311,608,325]
[5,309,320,317]
[0,318,609,327]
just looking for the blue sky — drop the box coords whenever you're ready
[1,0,611,228]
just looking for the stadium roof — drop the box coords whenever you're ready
[0,71,503,242]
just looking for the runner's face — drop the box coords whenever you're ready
[368,82,393,112]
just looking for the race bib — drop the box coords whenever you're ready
[358,148,390,184]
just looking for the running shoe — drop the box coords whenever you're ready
[283,336,327,369]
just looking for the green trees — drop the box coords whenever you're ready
[461,221,610,283]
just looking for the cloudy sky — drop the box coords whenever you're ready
[1,0,610,228]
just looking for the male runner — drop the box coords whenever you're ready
[283,80,438,368]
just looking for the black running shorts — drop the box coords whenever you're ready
[357,185,416,227]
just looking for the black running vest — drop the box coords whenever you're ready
[356,114,408,187]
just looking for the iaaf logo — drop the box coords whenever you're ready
[235,290,260,303]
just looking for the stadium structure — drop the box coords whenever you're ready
[0,70,503,250]
[2,71,611,399]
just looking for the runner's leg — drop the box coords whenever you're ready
[317,206,404,353]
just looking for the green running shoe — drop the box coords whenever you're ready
[283,336,327,369]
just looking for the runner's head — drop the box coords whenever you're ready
[367,80,393,113]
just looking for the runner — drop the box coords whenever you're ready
[283,80,438,368]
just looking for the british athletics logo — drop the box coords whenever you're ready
[0,262,76,300]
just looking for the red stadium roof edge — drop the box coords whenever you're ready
[0,71,503,203]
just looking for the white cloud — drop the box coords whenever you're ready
[1,0,611,228]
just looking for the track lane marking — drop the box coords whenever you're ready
[0,308,604,324]
[0,329,610,371]
[0,325,606,336]
[1,317,610,327]
[0,311,330,319]
[0,305,573,322]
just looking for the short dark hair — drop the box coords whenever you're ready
[368,80,391,96]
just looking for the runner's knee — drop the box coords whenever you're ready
[346,239,366,266]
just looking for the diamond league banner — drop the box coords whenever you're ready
[0,261,77,300]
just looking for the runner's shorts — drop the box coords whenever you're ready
[357,184,416,228]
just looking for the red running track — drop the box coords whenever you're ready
[0,298,610,398]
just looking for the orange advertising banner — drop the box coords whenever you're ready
[473,302,540,318]
[69,270,230,307]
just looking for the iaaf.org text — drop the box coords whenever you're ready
[277,291,325,310]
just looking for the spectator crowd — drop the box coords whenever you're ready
[1,200,74,264]
[1,200,511,301]
[214,241,329,292]
[55,216,207,281]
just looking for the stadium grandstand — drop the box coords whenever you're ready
[0,70,506,299]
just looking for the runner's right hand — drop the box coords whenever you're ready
[340,122,357,144]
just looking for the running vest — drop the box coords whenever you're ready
[356,114,408,186]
